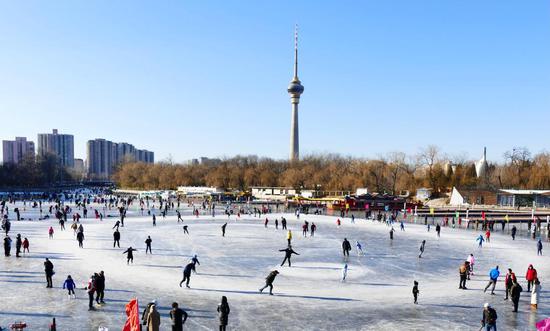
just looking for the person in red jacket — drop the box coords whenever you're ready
[485,230,491,243]
[526,264,538,292]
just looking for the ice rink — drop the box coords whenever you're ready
[0,202,548,330]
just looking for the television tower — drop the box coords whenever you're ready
[287,25,304,162]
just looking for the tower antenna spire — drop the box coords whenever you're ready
[294,24,298,79]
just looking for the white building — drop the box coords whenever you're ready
[250,187,298,201]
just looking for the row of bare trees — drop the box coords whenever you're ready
[112,146,550,194]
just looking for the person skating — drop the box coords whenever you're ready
[342,238,352,257]
[44,258,54,288]
[87,274,96,310]
[191,254,200,269]
[531,278,541,310]
[341,263,348,282]
[418,240,426,258]
[477,234,485,248]
[76,231,84,248]
[176,210,184,223]
[504,268,516,300]
[400,221,405,231]
[435,224,441,237]
[481,303,497,331]
[311,223,316,237]
[356,241,364,256]
[123,247,137,264]
[95,270,105,304]
[259,270,279,295]
[179,262,195,288]
[63,275,76,299]
[152,214,156,227]
[146,303,161,331]
[286,230,292,246]
[412,281,419,304]
[145,236,152,254]
[169,301,188,331]
[459,261,468,289]
[525,264,537,292]
[48,226,54,239]
[483,265,500,295]
[279,245,300,267]
[281,218,287,230]
[485,230,491,243]
[389,228,394,240]
[511,225,517,240]
[510,279,523,312]
[467,253,475,276]
[15,234,22,257]
[217,296,230,331]
[221,223,227,237]
[113,229,121,248]
[537,239,543,256]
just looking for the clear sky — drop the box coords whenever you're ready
[1,1,549,163]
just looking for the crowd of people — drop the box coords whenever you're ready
[0,193,548,330]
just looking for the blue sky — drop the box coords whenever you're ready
[1,1,549,163]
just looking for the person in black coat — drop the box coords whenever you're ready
[123,247,137,264]
[95,271,105,304]
[44,258,54,288]
[217,296,230,331]
[3,235,11,256]
[113,230,121,248]
[76,231,84,248]
[145,236,152,254]
[510,279,523,312]
[279,246,300,267]
[179,262,195,288]
[259,270,279,295]
[169,302,188,331]
[342,238,352,257]
[15,234,22,257]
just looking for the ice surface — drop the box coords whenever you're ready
[0,202,548,330]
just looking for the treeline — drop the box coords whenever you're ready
[0,154,74,187]
[113,146,550,194]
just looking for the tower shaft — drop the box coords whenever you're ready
[290,103,299,161]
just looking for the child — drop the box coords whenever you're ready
[412,281,419,304]
[63,275,76,299]
[48,226,54,239]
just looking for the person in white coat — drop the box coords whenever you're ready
[531,278,541,309]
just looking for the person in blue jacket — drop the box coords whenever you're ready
[476,234,485,248]
[483,265,500,295]
[63,275,76,299]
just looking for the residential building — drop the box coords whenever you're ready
[37,129,74,167]
[87,139,154,179]
[2,137,35,164]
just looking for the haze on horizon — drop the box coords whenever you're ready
[0,1,549,163]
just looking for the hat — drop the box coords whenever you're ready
[484,303,490,308]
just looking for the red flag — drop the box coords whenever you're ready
[122,298,140,331]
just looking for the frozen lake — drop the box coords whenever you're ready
[0,202,548,330]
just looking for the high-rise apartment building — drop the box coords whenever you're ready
[87,139,154,179]
[37,129,75,167]
[2,137,35,164]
